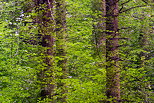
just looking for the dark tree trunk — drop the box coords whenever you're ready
[105,0,120,102]
[33,0,55,101]
[55,0,67,102]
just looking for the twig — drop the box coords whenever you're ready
[119,0,132,12]
[120,5,147,13]
[120,0,132,6]
[141,0,148,4]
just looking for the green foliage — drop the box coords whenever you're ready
[65,0,106,102]
[119,1,154,102]
[0,0,154,102]
[0,0,40,102]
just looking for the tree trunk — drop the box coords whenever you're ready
[33,0,67,102]
[33,0,55,101]
[55,0,67,102]
[105,0,120,102]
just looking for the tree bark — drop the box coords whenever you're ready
[55,0,67,102]
[105,0,120,102]
[33,0,67,102]
[33,0,55,101]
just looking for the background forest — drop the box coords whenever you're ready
[0,0,154,103]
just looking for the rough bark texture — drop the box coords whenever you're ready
[105,0,120,102]
[33,0,67,102]
[33,0,55,101]
[55,0,67,102]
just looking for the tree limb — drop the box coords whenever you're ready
[120,5,147,13]
[120,0,132,6]
[141,0,148,4]
[119,0,132,13]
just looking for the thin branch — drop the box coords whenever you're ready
[119,0,132,13]
[120,5,147,13]
[119,6,124,13]
[141,0,148,4]
[120,0,132,6]
[119,0,131,13]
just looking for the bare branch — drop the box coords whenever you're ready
[120,5,147,13]
[119,0,132,13]
[141,0,148,4]
[120,0,132,6]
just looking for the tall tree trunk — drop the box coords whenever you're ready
[105,0,120,102]
[55,0,67,102]
[33,0,67,102]
[33,0,55,101]
[92,0,106,59]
